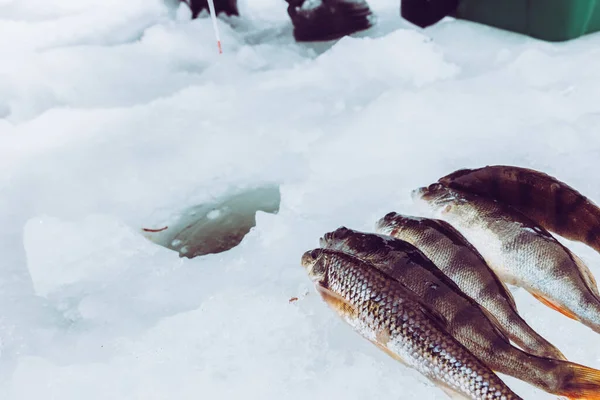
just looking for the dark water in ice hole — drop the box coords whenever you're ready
[144,185,281,258]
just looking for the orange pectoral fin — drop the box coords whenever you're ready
[530,292,579,321]
[315,284,358,318]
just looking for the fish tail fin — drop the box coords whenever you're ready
[558,362,600,400]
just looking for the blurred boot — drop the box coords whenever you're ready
[286,0,376,42]
[184,0,375,42]
[401,0,459,28]
[186,0,239,17]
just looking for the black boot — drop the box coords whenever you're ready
[401,0,459,28]
[286,0,376,42]
[184,0,239,18]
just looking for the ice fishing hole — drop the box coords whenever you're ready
[143,185,281,258]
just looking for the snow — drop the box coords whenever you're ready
[2,0,600,398]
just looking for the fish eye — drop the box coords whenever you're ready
[383,212,398,222]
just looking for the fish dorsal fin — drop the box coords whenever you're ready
[494,274,519,310]
[413,300,450,332]
[315,284,358,319]
[570,251,600,299]
[477,303,512,343]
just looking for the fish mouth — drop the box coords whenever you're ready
[374,212,400,232]
[411,186,427,201]
[412,183,449,202]
[301,248,326,282]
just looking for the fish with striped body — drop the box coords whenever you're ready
[321,226,600,400]
[374,212,565,361]
[438,165,600,256]
[301,248,522,400]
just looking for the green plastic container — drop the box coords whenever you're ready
[452,0,600,41]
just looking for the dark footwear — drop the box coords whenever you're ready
[185,0,239,18]
[401,0,459,28]
[286,0,376,42]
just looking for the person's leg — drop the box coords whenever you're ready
[401,0,459,28]
[186,0,239,18]
[183,0,375,42]
[286,0,376,42]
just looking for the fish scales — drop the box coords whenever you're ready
[438,165,600,255]
[374,212,565,360]
[321,227,600,400]
[301,249,521,400]
[413,183,600,331]
[412,183,600,400]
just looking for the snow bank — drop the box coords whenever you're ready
[2,0,600,398]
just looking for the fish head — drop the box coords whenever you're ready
[375,212,430,236]
[412,183,458,215]
[301,248,328,284]
[320,226,408,265]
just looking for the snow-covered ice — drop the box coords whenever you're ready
[2,0,600,398]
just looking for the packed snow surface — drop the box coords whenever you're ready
[2,0,600,398]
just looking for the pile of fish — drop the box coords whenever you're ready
[301,165,600,400]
